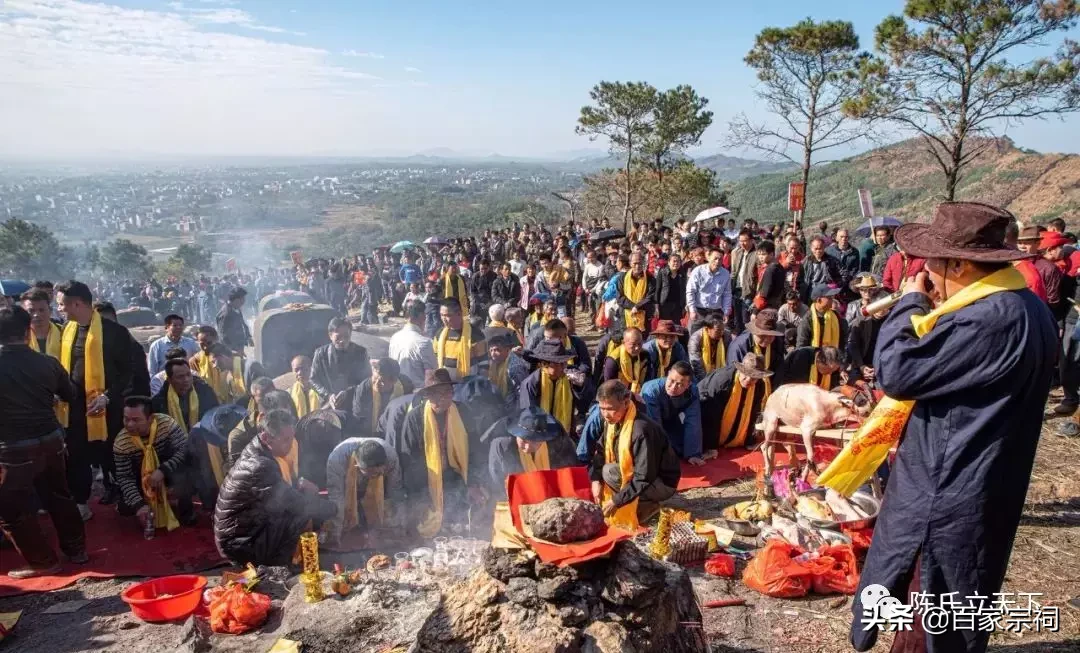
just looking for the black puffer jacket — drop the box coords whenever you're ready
[213,436,335,566]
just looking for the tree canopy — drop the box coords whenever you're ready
[844,0,1080,199]
[99,239,154,280]
[0,218,73,280]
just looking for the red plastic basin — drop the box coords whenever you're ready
[121,575,208,622]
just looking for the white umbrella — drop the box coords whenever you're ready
[693,206,731,223]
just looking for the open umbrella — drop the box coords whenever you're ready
[694,206,731,224]
[854,216,903,238]
[588,228,625,244]
[424,236,449,247]
[0,280,29,298]
[389,240,416,254]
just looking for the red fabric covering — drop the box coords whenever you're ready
[0,500,224,597]
[1015,259,1048,302]
[677,445,839,491]
[506,467,634,567]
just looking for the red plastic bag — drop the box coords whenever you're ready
[704,553,736,578]
[843,526,874,556]
[209,584,272,634]
[594,310,611,330]
[807,544,860,595]
[742,540,812,598]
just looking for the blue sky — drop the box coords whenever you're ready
[0,0,1076,159]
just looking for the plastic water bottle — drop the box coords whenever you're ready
[144,508,156,540]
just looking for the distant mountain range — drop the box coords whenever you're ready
[725,137,1080,227]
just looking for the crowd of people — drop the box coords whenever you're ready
[0,202,1071,651]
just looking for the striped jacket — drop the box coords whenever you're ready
[112,414,188,510]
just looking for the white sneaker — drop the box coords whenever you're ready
[78,504,93,521]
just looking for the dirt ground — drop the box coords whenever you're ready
[2,315,1078,652]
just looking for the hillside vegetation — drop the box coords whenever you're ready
[727,138,1080,227]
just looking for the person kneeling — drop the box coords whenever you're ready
[487,406,580,500]
[113,396,198,532]
[214,409,335,567]
[324,438,401,549]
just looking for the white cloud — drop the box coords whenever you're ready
[404,66,421,73]
[342,49,384,59]
[0,0,392,156]
[166,3,305,36]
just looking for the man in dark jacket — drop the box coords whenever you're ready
[214,408,335,566]
[468,258,498,320]
[826,229,860,298]
[800,236,842,302]
[486,407,579,500]
[151,359,219,432]
[491,262,521,309]
[851,202,1058,653]
[332,358,415,439]
[654,254,688,322]
[590,379,681,523]
[216,287,251,355]
[56,281,147,515]
[752,240,787,311]
[310,317,370,400]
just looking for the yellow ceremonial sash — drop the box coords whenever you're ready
[518,442,550,473]
[809,363,833,390]
[229,358,246,401]
[276,438,298,485]
[622,273,647,330]
[371,380,404,427]
[443,273,469,313]
[291,382,320,418]
[612,345,646,393]
[59,311,107,441]
[718,373,756,448]
[489,320,507,328]
[488,358,510,396]
[436,322,473,376]
[752,341,773,399]
[656,346,672,378]
[344,452,385,531]
[28,323,62,359]
[417,402,470,538]
[819,267,1029,495]
[166,385,198,433]
[602,401,640,530]
[562,336,577,366]
[195,352,230,403]
[701,334,725,375]
[810,306,840,348]
[540,370,573,434]
[133,417,180,531]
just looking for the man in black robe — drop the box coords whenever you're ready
[726,309,784,380]
[850,202,1058,653]
[781,345,844,388]
[602,327,654,393]
[486,407,579,500]
[519,339,594,436]
[310,317,370,400]
[151,359,219,431]
[699,353,773,455]
[468,258,497,321]
[387,369,489,535]
[796,284,849,349]
[216,287,251,355]
[56,281,147,516]
[333,358,415,439]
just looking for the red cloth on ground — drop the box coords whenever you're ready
[881,253,926,292]
[0,500,224,597]
[506,467,634,567]
[677,445,839,491]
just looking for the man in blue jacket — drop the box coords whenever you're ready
[640,361,704,466]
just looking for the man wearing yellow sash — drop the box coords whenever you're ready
[796,284,847,349]
[324,437,401,548]
[215,408,335,566]
[22,290,61,360]
[688,314,729,381]
[780,346,843,389]
[112,397,197,530]
[726,309,784,394]
[435,299,489,381]
[642,320,688,380]
[615,253,655,336]
[388,369,488,537]
[151,359,219,432]
[483,328,529,410]
[589,380,681,527]
[843,202,1058,653]
[333,358,415,438]
[518,339,592,436]
[699,353,773,457]
[641,361,706,466]
[289,355,321,418]
[225,381,286,468]
[532,318,592,377]
[57,281,147,518]
[602,328,653,394]
[441,263,469,315]
[487,406,579,500]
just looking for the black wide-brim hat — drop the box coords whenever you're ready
[507,406,562,442]
[525,338,575,364]
[894,202,1033,262]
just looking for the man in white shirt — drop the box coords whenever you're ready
[147,314,199,377]
[388,300,438,388]
[685,248,733,336]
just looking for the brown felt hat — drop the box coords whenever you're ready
[651,320,686,336]
[893,202,1033,262]
[733,352,774,380]
[747,309,784,337]
[418,368,457,396]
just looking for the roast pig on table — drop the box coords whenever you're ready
[759,384,872,495]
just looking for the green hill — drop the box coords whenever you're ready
[726,137,1080,228]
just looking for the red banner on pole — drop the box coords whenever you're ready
[225,258,237,272]
[788,182,806,212]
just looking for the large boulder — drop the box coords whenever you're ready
[524,498,605,544]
